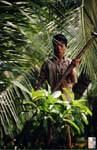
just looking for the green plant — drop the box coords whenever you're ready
[19,85,92,149]
[86,80,97,137]
[1,0,97,148]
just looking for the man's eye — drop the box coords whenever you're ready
[61,45,65,48]
[59,44,63,47]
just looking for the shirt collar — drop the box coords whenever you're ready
[53,55,65,63]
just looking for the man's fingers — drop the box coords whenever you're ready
[72,59,80,67]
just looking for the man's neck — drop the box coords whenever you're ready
[54,55,64,63]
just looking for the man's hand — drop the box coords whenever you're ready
[72,58,80,67]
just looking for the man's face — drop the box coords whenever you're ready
[54,41,67,58]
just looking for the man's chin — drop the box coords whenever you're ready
[57,54,64,58]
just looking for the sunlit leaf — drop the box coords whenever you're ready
[52,91,62,98]
[12,80,31,95]
[64,118,80,134]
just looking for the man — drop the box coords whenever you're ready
[35,33,79,93]
[35,34,80,148]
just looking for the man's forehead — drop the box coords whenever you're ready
[53,38,66,46]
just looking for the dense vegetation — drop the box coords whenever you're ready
[0,0,97,149]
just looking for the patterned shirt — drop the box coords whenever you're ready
[35,56,77,91]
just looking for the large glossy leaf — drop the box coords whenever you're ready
[64,118,81,134]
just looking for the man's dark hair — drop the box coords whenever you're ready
[53,34,68,46]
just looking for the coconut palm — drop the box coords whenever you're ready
[0,0,97,147]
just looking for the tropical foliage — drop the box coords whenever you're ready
[2,85,92,149]
[0,0,97,148]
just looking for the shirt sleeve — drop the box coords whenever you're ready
[34,61,47,90]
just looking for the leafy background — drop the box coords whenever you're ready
[0,0,97,148]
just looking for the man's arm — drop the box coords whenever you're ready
[71,58,80,84]
[34,62,47,90]
[61,59,80,90]
[67,59,80,89]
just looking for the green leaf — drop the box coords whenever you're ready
[64,118,81,134]
[47,83,52,94]
[72,98,92,116]
[23,100,37,107]
[48,95,57,103]
[62,88,75,100]
[32,89,48,101]
[52,91,62,98]
[81,112,88,125]
[12,80,31,95]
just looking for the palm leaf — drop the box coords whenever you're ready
[1,0,97,146]
[0,66,39,138]
[78,0,97,79]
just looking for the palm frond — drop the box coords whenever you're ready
[1,0,97,146]
[79,0,97,79]
[0,66,39,139]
